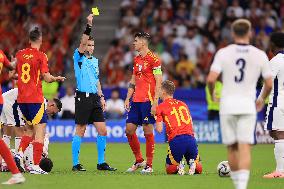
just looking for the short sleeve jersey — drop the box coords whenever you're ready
[210,44,271,115]
[132,51,161,102]
[73,49,99,93]
[156,98,194,142]
[16,47,49,103]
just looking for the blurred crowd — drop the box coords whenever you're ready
[102,0,284,88]
[0,0,94,86]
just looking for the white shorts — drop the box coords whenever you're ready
[265,104,284,131]
[220,114,256,145]
[0,102,25,127]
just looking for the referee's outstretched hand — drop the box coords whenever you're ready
[87,14,94,26]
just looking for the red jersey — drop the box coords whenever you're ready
[16,48,49,103]
[0,50,11,104]
[156,98,194,142]
[132,51,161,102]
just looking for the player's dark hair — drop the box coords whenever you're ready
[270,32,284,48]
[29,27,42,42]
[162,80,175,96]
[53,98,62,112]
[134,32,151,42]
[39,158,53,172]
[231,19,251,37]
[88,36,94,41]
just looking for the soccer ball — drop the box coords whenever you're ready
[217,161,231,177]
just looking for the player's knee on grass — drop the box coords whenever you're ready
[195,162,203,174]
[166,164,178,174]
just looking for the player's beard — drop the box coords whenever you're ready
[85,51,92,57]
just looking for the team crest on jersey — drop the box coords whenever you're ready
[138,64,142,72]
[144,117,148,121]
[0,54,3,60]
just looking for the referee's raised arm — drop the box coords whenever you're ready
[78,14,94,54]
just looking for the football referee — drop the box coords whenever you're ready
[71,14,116,171]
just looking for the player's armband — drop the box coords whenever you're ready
[153,66,162,75]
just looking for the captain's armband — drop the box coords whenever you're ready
[153,66,162,75]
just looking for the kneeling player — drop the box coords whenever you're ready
[155,80,202,175]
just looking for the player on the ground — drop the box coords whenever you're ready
[0,50,25,185]
[125,32,162,173]
[14,27,65,174]
[155,80,202,175]
[207,19,272,189]
[0,88,61,172]
[71,14,116,171]
[261,32,284,178]
[1,88,25,172]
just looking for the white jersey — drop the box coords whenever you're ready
[3,88,18,107]
[210,44,271,115]
[268,53,284,106]
[3,88,47,106]
[265,52,284,131]
[1,88,47,126]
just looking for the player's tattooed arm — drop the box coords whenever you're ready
[125,75,135,111]
[206,71,220,102]
[78,14,93,54]
[156,122,163,133]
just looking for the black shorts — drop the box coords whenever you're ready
[75,91,105,125]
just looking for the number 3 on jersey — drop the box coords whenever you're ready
[21,63,31,83]
[235,58,246,83]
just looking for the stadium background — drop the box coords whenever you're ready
[0,0,281,143]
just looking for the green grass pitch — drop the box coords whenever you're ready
[1,143,283,189]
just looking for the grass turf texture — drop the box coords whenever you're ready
[0,143,282,189]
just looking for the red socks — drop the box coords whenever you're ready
[126,133,144,163]
[33,142,43,165]
[145,133,155,167]
[18,136,33,153]
[166,165,178,174]
[0,139,20,174]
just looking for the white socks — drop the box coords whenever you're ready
[230,170,250,189]
[15,137,22,152]
[274,140,284,172]
[2,135,11,148]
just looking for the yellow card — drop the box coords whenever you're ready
[92,7,100,16]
